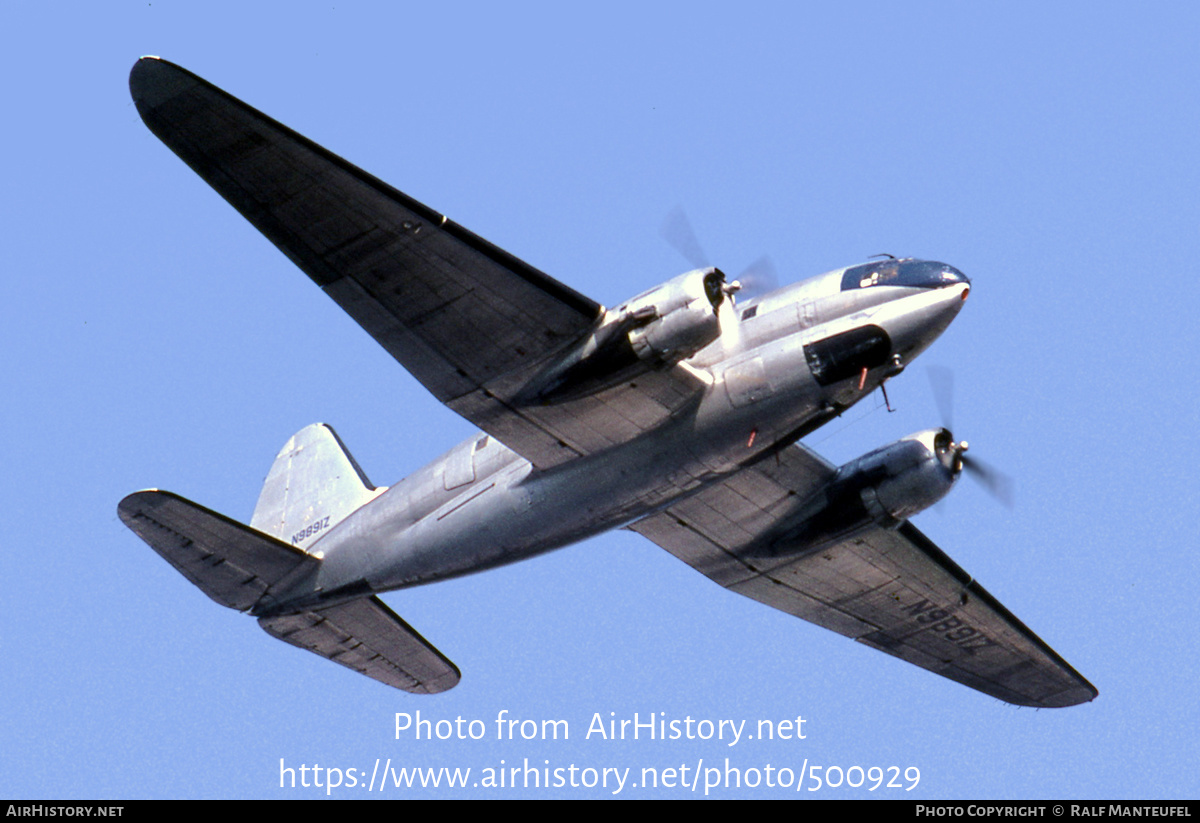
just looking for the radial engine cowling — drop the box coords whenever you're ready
[834,428,964,525]
[758,429,964,556]
[620,267,727,363]
[520,268,729,403]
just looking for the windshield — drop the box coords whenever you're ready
[840,259,968,291]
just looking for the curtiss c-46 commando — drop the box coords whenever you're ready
[120,57,1096,708]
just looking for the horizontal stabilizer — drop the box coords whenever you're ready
[118,489,315,613]
[259,596,460,694]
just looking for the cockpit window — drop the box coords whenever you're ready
[840,260,968,291]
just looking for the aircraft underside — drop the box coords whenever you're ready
[119,56,1096,709]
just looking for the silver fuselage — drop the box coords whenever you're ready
[276,263,970,610]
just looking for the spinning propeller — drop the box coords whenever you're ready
[660,207,779,301]
[928,366,1014,507]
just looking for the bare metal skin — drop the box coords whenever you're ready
[120,58,1094,707]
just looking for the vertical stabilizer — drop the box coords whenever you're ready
[251,423,382,551]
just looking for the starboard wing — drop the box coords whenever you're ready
[630,443,1097,708]
[129,57,704,469]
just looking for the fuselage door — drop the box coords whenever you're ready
[799,300,817,329]
[442,439,477,490]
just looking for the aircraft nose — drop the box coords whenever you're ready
[873,280,970,362]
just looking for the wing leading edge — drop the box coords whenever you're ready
[631,443,1097,708]
[129,57,704,469]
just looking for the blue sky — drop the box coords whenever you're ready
[5,2,1199,799]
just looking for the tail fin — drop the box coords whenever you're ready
[251,423,383,551]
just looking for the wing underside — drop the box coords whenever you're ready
[631,444,1097,708]
[129,57,702,469]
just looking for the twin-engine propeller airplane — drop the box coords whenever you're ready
[120,57,1096,707]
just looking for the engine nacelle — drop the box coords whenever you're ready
[753,429,963,557]
[619,268,726,363]
[834,428,962,525]
[519,268,728,403]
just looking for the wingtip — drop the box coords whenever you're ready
[117,487,164,513]
[1038,682,1099,709]
[129,55,199,113]
[130,54,167,82]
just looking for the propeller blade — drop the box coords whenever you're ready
[962,454,1015,508]
[927,365,955,431]
[927,365,1014,508]
[735,255,779,298]
[660,206,709,271]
